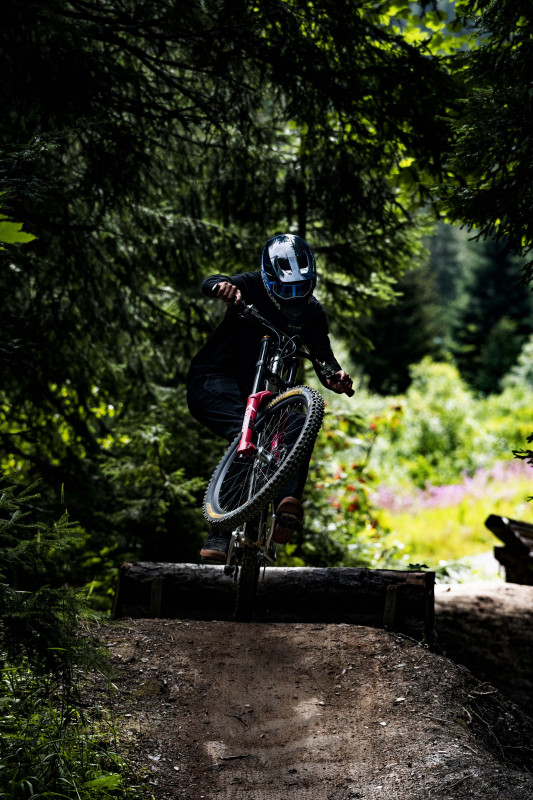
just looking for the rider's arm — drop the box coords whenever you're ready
[304,309,353,394]
[202,274,233,297]
[201,274,244,306]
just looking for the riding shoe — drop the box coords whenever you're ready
[273,496,304,544]
[200,530,231,562]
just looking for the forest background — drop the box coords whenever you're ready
[3,0,533,612]
[6,1,533,796]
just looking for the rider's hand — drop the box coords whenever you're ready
[327,370,353,394]
[215,281,242,307]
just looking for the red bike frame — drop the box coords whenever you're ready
[236,329,294,458]
[234,307,353,460]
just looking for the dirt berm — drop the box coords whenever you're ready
[98,581,533,800]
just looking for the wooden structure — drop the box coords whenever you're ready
[112,562,435,641]
[485,514,533,585]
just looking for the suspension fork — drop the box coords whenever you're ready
[237,335,273,458]
[237,390,273,457]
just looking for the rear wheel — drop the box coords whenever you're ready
[203,386,324,530]
[234,544,260,622]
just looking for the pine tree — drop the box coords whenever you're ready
[451,239,533,393]
[353,264,447,395]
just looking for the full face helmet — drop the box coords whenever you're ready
[261,234,317,308]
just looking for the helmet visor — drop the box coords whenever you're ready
[270,279,313,300]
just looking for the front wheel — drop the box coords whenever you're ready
[203,386,324,530]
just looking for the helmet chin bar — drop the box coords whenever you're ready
[279,300,311,322]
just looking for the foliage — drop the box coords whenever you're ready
[428,1,533,462]
[0,482,101,672]
[501,333,533,391]
[351,353,533,573]
[368,357,533,488]
[376,459,533,566]
[94,384,219,568]
[0,663,153,800]
[352,217,533,398]
[0,0,467,577]
[0,485,150,799]
[0,203,36,249]
[369,359,481,487]
[351,262,447,394]
[441,0,533,275]
[276,395,408,570]
[450,238,533,393]
[425,223,474,331]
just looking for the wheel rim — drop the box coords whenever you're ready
[214,397,307,515]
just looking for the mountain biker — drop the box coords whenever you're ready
[187,233,353,562]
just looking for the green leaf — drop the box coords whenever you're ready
[0,216,36,247]
[83,773,123,791]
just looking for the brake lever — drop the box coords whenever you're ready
[316,360,355,397]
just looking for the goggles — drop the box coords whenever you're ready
[269,279,314,300]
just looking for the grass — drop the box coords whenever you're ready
[0,661,154,800]
[374,460,533,571]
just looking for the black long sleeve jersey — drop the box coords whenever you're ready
[187,271,341,392]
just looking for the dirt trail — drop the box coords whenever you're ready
[99,595,533,800]
[434,581,533,716]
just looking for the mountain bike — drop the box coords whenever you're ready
[202,303,353,622]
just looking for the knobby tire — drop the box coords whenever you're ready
[203,386,324,530]
[234,544,260,623]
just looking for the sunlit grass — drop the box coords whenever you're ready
[375,462,533,567]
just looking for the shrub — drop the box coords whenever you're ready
[368,358,533,488]
[0,483,152,800]
[279,401,407,570]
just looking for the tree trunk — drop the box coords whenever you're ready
[112,562,434,641]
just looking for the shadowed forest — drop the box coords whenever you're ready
[3,1,533,797]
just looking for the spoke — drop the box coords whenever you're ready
[217,399,308,513]
[219,461,254,511]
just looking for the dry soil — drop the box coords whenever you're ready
[95,581,533,800]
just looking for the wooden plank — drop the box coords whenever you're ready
[485,514,533,551]
[485,514,533,585]
[494,546,533,586]
[112,562,435,641]
[382,584,398,629]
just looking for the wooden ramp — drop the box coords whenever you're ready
[112,563,434,642]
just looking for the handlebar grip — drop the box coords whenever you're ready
[329,370,354,397]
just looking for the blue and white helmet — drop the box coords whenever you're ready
[261,234,317,306]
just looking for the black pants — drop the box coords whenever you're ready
[187,374,309,507]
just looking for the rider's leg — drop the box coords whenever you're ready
[187,375,247,562]
[272,459,309,544]
[275,460,308,506]
[187,374,246,441]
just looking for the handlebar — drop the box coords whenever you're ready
[238,303,354,398]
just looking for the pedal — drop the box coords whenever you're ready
[276,511,303,531]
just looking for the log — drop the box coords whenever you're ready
[485,514,533,585]
[112,562,435,641]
